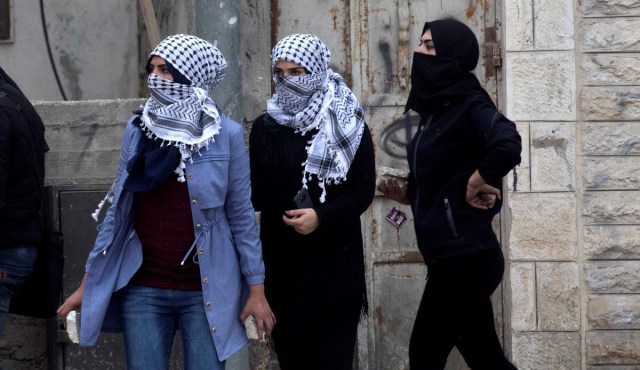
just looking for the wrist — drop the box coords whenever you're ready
[248,284,265,296]
[467,170,486,189]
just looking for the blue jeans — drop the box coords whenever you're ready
[0,245,38,337]
[119,284,225,370]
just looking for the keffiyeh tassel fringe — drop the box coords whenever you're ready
[91,180,117,222]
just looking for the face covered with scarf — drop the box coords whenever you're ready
[266,34,366,202]
[139,34,227,182]
[405,18,489,115]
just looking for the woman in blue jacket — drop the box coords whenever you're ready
[57,34,274,370]
[378,19,521,369]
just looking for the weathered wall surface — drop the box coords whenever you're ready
[579,1,640,368]
[0,0,139,101]
[505,0,640,369]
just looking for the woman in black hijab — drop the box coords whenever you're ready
[378,18,521,369]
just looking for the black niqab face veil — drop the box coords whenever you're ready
[405,18,488,115]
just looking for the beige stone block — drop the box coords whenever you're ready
[582,87,640,121]
[583,191,640,224]
[537,262,580,330]
[512,331,581,370]
[505,0,574,51]
[580,18,640,52]
[582,54,640,86]
[530,122,575,191]
[508,122,530,192]
[510,263,537,331]
[505,52,576,121]
[588,295,640,329]
[584,225,640,260]
[505,0,534,51]
[579,0,640,16]
[585,261,640,294]
[533,0,574,50]
[587,330,640,364]
[584,157,640,190]
[581,122,640,155]
[510,193,577,260]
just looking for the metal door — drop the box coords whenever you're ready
[263,1,502,369]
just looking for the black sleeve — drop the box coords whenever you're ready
[249,115,265,212]
[470,104,522,185]
[314,124,376,230]
[0,111,10,209]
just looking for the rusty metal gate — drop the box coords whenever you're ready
[268,1,503,369]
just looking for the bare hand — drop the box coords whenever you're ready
[282,208,320,235]
[240,284,276,341]
[466,183,501,210]
[57,287,83,327]
[377,177,409,205]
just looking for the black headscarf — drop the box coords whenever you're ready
[404,18,492,116]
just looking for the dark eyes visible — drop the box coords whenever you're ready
[418,39,435,50]
[288,69,305,76]
[273,68,306,77]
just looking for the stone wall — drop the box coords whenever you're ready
[579,1,640,368]
[504,0,640,369]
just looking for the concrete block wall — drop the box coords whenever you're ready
[505,0,640,368]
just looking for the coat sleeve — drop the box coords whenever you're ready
[248,116,265,212]
[470,104,522,185]
[85,120,137,272]
[225,124,265,286]
[314,124,376,230]
[0,111,10,210]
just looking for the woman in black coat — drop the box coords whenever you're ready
[378,18,521,369]
[0,66,47,337]
[249,34,375,370]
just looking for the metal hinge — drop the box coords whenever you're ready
[493,44,502,68]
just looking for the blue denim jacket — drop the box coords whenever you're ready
[79,115,264,361]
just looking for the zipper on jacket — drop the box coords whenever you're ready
[410,115,434,214]
[444,198,459,238]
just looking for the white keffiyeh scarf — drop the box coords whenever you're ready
[92,34,227,221]
[266,34,366,203]
[141,34,227,182]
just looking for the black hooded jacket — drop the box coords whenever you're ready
[405,19,521,264]
[0,67,48,247]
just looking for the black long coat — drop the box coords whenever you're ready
[0,68,48,247]
[249,114,375,327]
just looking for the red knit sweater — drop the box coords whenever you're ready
[130,176,201,290]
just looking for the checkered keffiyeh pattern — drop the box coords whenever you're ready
[141,34,227,181]
[266,34,366,202]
